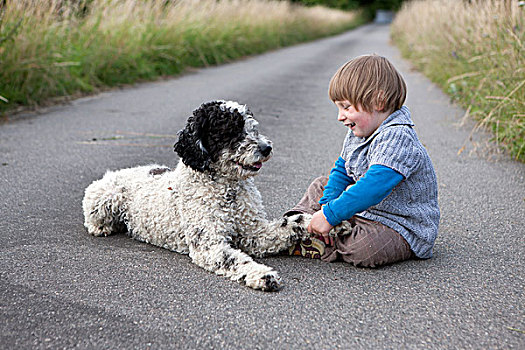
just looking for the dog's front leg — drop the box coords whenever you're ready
[187,228,282,292]
[238,213,313,258]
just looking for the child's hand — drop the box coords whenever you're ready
[307,210,334,245]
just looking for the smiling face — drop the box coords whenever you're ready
[334,100,389,138]
[328,55,407,121]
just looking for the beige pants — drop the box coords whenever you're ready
[286,176,413,267]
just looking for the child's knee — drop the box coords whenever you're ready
[347,236,412,267]
[310,176,329,190]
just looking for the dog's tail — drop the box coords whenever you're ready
[83,173,128,237]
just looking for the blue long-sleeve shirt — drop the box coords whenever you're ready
[320,157,403,226]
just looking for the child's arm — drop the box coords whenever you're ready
[319,157,355,205]
[322,164,403,226]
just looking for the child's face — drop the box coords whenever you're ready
[334,100,388,138]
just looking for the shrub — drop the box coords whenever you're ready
[0,0,361,113]
[391,0,524,161]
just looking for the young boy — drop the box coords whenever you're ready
[287,54,440,267]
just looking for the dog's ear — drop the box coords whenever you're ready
[174,106,213,172]
[174,101,246,172]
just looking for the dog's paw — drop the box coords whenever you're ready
[260,273,283,292]
[281,213,312,239]
[331,220,352,237]
[84,223,111,237]
[244,269,282,292]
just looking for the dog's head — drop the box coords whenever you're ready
[174,100,273,179]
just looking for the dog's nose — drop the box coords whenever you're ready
[259,144,273,157]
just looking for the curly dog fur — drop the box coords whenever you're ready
[82,100,314,291]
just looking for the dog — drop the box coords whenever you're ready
[82,100,315,291]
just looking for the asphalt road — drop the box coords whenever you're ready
[1,24,524,349]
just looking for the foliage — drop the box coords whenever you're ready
[290,0,405,11]
[290,0,405,21]
[0,0,363,114]
[391,0,524,162]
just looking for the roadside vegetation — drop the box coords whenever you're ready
[0,0,363,114]
[391,0,524,162]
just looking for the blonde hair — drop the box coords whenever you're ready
[328,54,407,114]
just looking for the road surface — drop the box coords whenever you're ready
[1,24,523,349]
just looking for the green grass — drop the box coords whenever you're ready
[0,0,364,115]
[391,0,524,162]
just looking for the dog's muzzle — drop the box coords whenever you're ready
[259,143,273,157]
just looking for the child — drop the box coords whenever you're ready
[287,54,440,267]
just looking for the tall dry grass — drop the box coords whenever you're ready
[0,0,361,113]
[391,0,524,161]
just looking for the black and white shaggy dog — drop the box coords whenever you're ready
[82,101,315,291]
